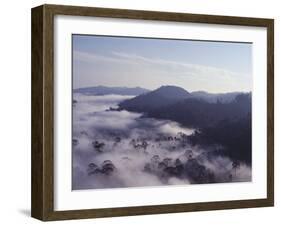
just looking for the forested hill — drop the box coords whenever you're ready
[147,93,251,128]
[118,85,252,164]
[119,85,251,128]
[118,85,191,112]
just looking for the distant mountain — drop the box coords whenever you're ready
[190,91,245,103]
[74,86,150,96]
[119,85,191,112]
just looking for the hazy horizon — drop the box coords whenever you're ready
[74,84,252,95]
[73,35,252,93]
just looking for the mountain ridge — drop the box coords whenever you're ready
[190,91,249,103]
[74,86,150,96]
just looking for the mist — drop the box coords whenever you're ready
[72,93,251,190]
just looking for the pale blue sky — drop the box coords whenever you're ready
[73,34,252,93]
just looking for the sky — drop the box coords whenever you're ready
[72,34,252,93]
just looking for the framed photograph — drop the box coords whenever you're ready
[31,4,274,221]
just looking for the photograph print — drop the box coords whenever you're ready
[72,35,252,190]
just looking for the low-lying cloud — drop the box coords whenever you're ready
[72,94,251,190]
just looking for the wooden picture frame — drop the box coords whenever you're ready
[31,4,274,221]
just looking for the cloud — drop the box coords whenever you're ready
[111,51,251,85]
[75,50,244,79]
[73,50,123,64]
[72,94,251,190]
[73,50,250,91]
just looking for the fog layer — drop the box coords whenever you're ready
[72,94,251,190]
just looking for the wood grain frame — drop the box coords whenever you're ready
[31,4,274,221]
